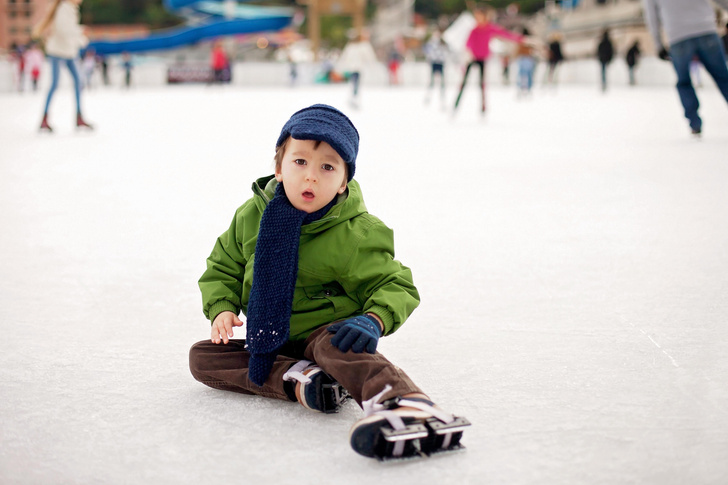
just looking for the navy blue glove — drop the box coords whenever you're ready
[327,314,382,354]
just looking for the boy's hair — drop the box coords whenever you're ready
[274,136,348,180]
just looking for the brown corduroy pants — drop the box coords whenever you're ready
[189,324,423,406]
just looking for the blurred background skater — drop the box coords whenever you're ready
[626,40,641,86]
[544,32,564,88]
[337,31,378,109]
[11,43,27,92]
[99,54,109,86]
[597,29,614,92]
[423,29,449,108]
[285,46,298,87]
[82,49,95,89]
[453,5,523,116]
[500,53,510,85]
[514,28,536,98]
[387,36,405,85]
[32,0,92,132]
[25,42,45,92]
[642,0,728,136]
[122,52,133,88]
[210,40,230,84]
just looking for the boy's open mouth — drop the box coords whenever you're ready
[302,190,315,200]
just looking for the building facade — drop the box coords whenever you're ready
[0,0,51,49]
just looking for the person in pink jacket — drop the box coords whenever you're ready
[453,6,522,115]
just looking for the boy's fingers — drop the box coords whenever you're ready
[211,323,225,343]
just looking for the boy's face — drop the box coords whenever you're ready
[275,138,348,213]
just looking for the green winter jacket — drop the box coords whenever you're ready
[199,175,420,341]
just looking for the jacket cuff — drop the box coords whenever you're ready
[365,305,395,335]
[208,300,239,324]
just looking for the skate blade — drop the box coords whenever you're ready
[376,444,467,463]
[382,423,429,442]
[428,443,468,457]
[376,450,427,463]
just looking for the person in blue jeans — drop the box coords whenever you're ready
[32,0,93,132]
[643,0,728,136]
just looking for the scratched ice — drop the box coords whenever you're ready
[1,82,727,485]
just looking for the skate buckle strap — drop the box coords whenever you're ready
[282,360,314,384]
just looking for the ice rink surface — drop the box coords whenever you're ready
[1,80,727,484]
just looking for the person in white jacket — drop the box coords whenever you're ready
[32,0,92,132]
[336,32,378,108]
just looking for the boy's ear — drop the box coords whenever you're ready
[275,167,283,182]
[338,180,347,194]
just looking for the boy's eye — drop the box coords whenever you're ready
[294,159,306,165]
[322,164,334,171]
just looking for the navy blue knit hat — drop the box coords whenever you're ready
[276,104,359,181]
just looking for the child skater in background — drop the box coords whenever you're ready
[424,29,450,108]
[453,5,523,115]
[189,104,470,461]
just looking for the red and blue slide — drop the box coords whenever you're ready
[86,0,294,55]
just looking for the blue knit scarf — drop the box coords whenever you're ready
[247,182,337,386]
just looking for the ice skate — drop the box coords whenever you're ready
[39,114,53,132]
[283,360,350,414]
[349,385,471,462]
[76,113,94,130]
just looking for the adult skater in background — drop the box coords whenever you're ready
[626,40,641,86]
[597,29,614,92]
[453,6,523,115]
[190,104,470,461]
[545,32,564,87]
[210,40,229,84]
[32,0,92,132]
[423,29,449,108]
[642,0,728,136]
[337,32,378,109]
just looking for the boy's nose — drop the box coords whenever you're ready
[305,167,318,183]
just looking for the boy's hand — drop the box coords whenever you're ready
[327,314,383,354]
[211,311,244,344]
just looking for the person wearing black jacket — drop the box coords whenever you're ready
[546,33,564,87]
[597,29,615,91]
[626,40,641,85]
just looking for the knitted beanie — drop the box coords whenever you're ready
[276,104,359,181]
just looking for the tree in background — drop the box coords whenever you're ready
[82,0,182,28]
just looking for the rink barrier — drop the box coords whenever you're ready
[1,57,708,93]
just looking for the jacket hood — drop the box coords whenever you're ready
[251,174,368,233]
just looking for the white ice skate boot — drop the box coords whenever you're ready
[283,360,350,414]
[349,385,471,461]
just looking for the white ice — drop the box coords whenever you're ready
[1,79,727,485]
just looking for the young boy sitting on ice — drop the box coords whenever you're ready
[189,104,469,460]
